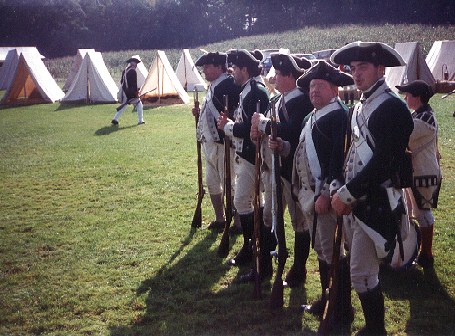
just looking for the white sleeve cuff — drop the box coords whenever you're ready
[337,185,356,205]
[258,117,270,133]
[329,179,343,196]
[224,121,235,137]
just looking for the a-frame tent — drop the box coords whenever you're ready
[140,50,190,104]
[61,51,118,103]
[175,49,207,91]
[63,49,95,92]
[1,53,64,105]
[0,47,44,90]
[385,42,435,92]
[426,40,455,81]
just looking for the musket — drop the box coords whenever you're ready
[269,101,288,310]
[191,86,205,228]
[115,88,156,112]
[318,215,343,335]
[217,95,233,257]
[441,89,455,99]
[319,106,352,334]
[253,100,262,300]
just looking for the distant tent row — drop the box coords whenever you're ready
[2,42,454,106]
[1,52,64,105]
[426,40,455,81]
[62,50,118,103]
[385,42,436,93]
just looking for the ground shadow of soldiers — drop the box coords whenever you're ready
[108,226,316,336]
[379,264,455,335]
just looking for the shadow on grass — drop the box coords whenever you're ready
[380,264,455,335]
[94,123,141,135]
[109,227,313,336]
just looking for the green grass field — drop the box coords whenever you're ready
[1,23,455,335]
[0,92,454,335]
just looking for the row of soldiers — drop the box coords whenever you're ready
[191,41,431,335]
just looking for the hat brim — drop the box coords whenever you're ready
[271,53,311,73]
[297,61,354,88]
[330,41,405,67]
[127,58,141,64]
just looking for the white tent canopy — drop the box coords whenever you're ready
[1,53,64,105]
[426,40,455,81]
[385,42,435,92]
[63,49,95,92]
[62,51,118,103]
[0,47,44,90]
[175,49,206,91]
[0,46,44,64]
[140,50,190,105]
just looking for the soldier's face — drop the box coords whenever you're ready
[404,93,422,110]
[274,70,295,93]
[350,61,385,92]
[309,79,338,110]
[232,65,248,86]
[202,64,222,82]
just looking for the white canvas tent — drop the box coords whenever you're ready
[1,53,64,105]
[385,42,435,92]
[63,49,95,92]
[140,50,190,105]
[136,60,148,89]
[0,47,44,90]
[62,51,118,103]
[0,46,44,65]
[426,40,455,81]
[175,49,206,91]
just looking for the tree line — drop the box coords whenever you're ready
[0,0,453,58]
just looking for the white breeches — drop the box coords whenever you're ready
[113,100,144,123]
[233,156,256,215]
[344,214,380,294]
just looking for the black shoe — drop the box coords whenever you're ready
[138,121,145,125]
[302,297,326,319]
[284,264,307,288]
[227,244,252,266]
[229,225,242,236]
[237,267,271,283]
[417,253,434,269]
[206,220,225,231]
[111,119,119,125]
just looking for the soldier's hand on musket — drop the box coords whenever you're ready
[268,136,284,153]
[315,194,331,215]
[250,112,262,140]
[331,192,352,216]
[217,112,231,130]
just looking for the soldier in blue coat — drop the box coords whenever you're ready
[193,52,242,232]
[217,49,269,268]
[330,42,414,335]
[250,52,313,286]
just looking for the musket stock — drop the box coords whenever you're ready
[218,95,232,257]
[191,88,205,228]
[269,102,287,310]
[318,215,343,335]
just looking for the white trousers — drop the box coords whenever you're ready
[344,214,380,294]
[233,156,256,215]
[113,100,144,123]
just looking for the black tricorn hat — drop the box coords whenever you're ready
[271,52,311,76]
[297,60,354,88]
[195,52,227,67]
[226,49,263,68]
[126,55,142,63]
[330,41,405,67]
[396,80,434,100]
